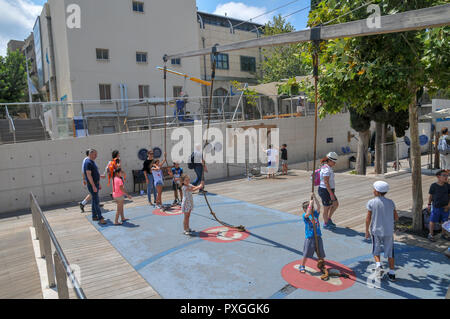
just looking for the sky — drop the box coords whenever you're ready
[0,0,310,57]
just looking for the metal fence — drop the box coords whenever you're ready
[1,95,341,144]
[30,192,86,299]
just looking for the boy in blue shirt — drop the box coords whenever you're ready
[300,193,326,273]
[171,162,183,205]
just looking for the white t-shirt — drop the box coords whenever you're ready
[267,149,278,162]
[320,164,335,189]
[193,150,203,164]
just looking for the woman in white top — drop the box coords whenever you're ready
[265,145,279,179]
[151,154,167,209]
[317,152,339,229]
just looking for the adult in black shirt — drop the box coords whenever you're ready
[142,150,157,205]
[83,149,106,224]
[281,144,288,175]
[427,169,450,241]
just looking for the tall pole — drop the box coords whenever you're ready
[46,48,53,102]
[163,55,168,159]
[25,56,34,117]
[311,38,320,193]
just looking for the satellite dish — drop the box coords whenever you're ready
[419,135,429,146]
[204,142,213,153]
[153,147,162,158]
[214,142,223,153]
[404,136,411,146]
[138,148,148,161]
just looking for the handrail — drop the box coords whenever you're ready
[30,193,86,299]
[5,106,16,143]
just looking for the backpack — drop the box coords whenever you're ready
[106,160,118,186]
[311,168,321,186]
[438,136,449,155]
[187,152,194,169]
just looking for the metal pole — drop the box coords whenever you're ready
[115,101,122,133]
[163,57,168,157]
[80,102,88,136]
[146,101,152,146]
[311,49,319,193]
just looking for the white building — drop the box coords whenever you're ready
[33,0,264,134]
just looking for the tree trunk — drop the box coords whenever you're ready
[356,129,370,175]
[409,90,423,232]
[374,121,382,174]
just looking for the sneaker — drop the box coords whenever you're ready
[299,265,306,273]
[172,200,178,205]
[92,217,99,221]
[99,218,107,225]
[99,204,104,208]
[388,273,396,282]
[328,219,336,227]
[184,230,191,236]
[79,202,85,213]
[375,266,384,279]
[428,234,436,242]
[323,223,335,230]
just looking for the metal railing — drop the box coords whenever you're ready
[1,95,347,142]
[30,192,86,299]
[5,106,16,143]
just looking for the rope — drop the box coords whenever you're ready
[201,46,245,232]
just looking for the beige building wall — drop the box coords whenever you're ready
[39,0,202,118]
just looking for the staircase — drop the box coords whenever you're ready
[0,119,50,144]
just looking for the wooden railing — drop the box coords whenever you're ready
[30,193,86,299]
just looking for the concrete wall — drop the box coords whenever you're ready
[0,113,356,214]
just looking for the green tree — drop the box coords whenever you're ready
[0,49,29,117]
[301,0,449,231]
[258,15,311,83]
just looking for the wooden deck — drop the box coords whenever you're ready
[0,214,42,299]
[0,168,447,299]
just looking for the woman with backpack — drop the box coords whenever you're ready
[317,152,339,230]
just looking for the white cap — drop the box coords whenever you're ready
[373,181,389,193]
[326,152,338,162]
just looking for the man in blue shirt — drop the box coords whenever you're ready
[83,149,106,224]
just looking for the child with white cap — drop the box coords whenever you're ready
[365,181,399,281]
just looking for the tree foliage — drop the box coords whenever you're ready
[258,15,311,83]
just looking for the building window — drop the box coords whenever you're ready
[136,52,147,63]
[173,86,183,98]
[132,1,144,12]
[240,56,256,72]
[99,84,111,101]
[139,85,150,99]
[213,53,229,70]
[96,48,109,60]
[171,58,181,66]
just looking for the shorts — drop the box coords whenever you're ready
[154,180,163,187]
[318,187,337,207]
[303,236,326,258]
[281,159,288,165]
[372,235,394,258]
[113,195,124,201]
[172,182,181,191]
[430,206,449,223]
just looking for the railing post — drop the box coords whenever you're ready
[42,227,56,287]
[80,102,88,136]
[37,219,46,258]
[115,101,122,133]
[53,252,70,299]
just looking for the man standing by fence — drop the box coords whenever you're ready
[83,149,106,224]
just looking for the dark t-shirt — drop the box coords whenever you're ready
[142,159,154,174]
[281,148,288,160]
[83,159,100,184]
[429,182,450,208]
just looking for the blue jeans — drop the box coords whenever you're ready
[193,164,203,186]
[87,183,102,220]
[146,172,157,203]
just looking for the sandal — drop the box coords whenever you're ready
[114,222,122,225]
[122,218,129,222]
[299,265,306,273]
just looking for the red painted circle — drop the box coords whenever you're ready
[281,259,356,292]
[152,205,183,216]
[199,226,250,243]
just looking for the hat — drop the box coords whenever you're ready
[326,152,338,162]
[373,181,389,193]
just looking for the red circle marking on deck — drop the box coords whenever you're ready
[199,226,250,243]
[152,205,183,216]
[281,259,356,292]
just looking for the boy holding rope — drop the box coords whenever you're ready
[299,193,326,273]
